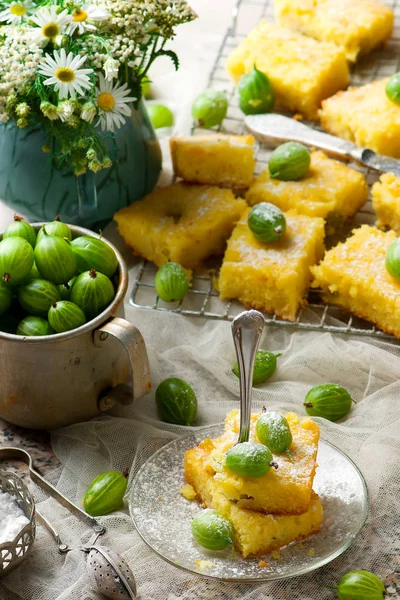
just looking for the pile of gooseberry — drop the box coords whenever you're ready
[0,216,118,336]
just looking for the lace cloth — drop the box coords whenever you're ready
[1,301,400,599]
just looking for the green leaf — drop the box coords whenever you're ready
[154,49,180,71]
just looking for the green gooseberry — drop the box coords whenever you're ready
[269,142,311,181]
[225,441,277,478]
[191,509,234,550]
[233,349,280,385]
[255,410,292,454]
[155,378,197,425]
[3,215,36,248]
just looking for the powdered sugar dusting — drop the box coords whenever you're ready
[0,491,29,545]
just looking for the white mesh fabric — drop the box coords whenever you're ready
[1,305,400,599]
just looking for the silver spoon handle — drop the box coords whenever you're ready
[232,310,265,443]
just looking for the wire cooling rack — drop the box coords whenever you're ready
[131,0,400,341]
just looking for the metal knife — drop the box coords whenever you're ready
[245,113,400,177]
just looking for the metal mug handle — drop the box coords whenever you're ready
[93,317,151,411]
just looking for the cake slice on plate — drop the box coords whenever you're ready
[199,410,320,515]
[184,411,323,558]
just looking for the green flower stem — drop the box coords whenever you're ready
[141,35,160,78]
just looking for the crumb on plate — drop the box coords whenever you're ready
[258,560,270,567]
[180,483,197,501]
[195,559,215,570]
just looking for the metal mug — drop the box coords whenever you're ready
[0,224,151,429]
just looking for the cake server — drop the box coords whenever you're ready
[231,310,265,443]
[245,113,400,177]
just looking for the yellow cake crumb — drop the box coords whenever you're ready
[180,483,197,501]
[219,208,325,321]
[194,559,215,570]
[114,182,247,269]
[372,173,400,234]
[258,560,270,567]
[275,0,394,62]
[246,151,367,233]
[320,79,400,158]
[307,547,315,557]
[311,225,400,338]
[271,551,283,560]
[170,134,255,189]
[226,20,349,119]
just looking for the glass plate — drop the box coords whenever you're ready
[129,425,368,582]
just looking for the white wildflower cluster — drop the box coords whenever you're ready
[77,0,197,74]
[0,26,42,120]
[0,0,196,173]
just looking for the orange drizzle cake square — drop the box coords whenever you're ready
[275,0,394,62]
[226,21,349,120]
[170,134,256,189]
[372,173,400,234]
[311,225,400,337]
[218,208,325,321]
[184,412,323,558]
[202,410,320,515]
[320,79,400,158]
[114,182,247,269]
[246,151,368,233]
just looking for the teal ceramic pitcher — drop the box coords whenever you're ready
[0,102,162,229]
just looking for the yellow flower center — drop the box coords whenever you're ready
[55,67,75,83]
[42,22,60,38]
[10,4,27,16]
[73,8,88,22]
[97,92,115,112]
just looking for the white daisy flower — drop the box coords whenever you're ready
[66,3,109,35]
[96,74,136,132]
[0,0,33,25]
[103,57,119,81]
[29,6,71,47]
[38,49,93,99]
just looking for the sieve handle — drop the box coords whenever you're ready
[0,447,105,535]
[35,509,70,554]
[232,310,264,443]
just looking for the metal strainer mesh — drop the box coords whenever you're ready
[87,546,137,600]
